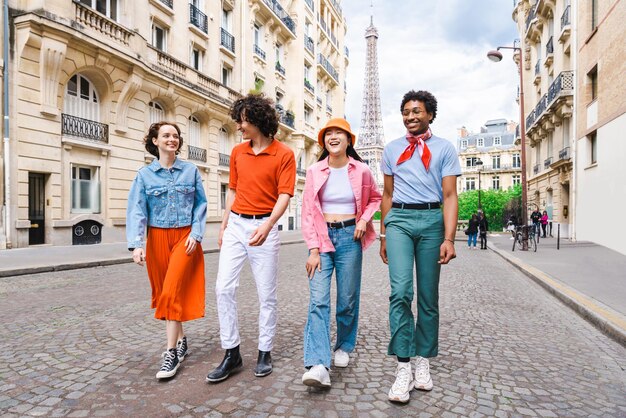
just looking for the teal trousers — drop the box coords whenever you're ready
[385,207,444,358]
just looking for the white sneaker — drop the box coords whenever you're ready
[388,362,414,403]
[414,357,433,391]
[302,364,331,388]
[334,349,349,368]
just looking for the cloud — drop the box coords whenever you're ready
[344,1,520,145]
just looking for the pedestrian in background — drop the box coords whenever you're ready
[127,121,207,380]
[466,213,479,250]
[478,212,489,250]
[530,207,541,237]
[379,90,461,403]
[300,118,382,388]
[541,210,549,238]
[207,94,296,383]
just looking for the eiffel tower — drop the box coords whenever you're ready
[356,10,385,190]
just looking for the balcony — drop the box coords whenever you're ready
[297,168,306,177]
[316,96,322,106]
[189,3,208,34]
[533,59,541,85]
[254,44,266,60]
[221,28,235,53]
[188,145,207,162]
[326,104,333,114]
[560,5,571,41]
[544,36,554,67]
[158,0,173,7]
[62,114,109,143]
[328,0,343,19]
[304,79,314,93]
[558,147,570,161]
[525,6,537,33]
[275,61,286,76]
[317,53,339,83]
[533,164,540,175]
[280,110,295,129]
[527,70,574,132]
[305,36,315,55]
[219,153,230,167]
[304,0,314,12]
[259,0,296,35]
[544,157,553,168]
[74,1,133,46]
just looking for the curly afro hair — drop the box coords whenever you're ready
[144,121,183,158]
[400,90,438,124]
[230,94,279,138]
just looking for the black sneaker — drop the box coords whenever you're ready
[176,336,189,362]
[156,348,179,379]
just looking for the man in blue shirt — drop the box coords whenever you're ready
[380,90,461,403]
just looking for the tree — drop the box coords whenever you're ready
[458,184,522,231]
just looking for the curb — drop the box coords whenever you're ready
[0,239,305,279]
[489,243,626,348]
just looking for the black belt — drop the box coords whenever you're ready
[326,218,356,228]
[231,210,272,219]
[392,202,441,210]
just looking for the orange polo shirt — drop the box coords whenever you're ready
[229,139,296,214]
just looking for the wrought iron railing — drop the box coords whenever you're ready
[533,164,540,175]
[297,168,306,177]
[62,113,109,143]
[544,157,553,168]
[535,94,548,116]
[221,28,235,53]
[546,36,554,55]
[219,153,230,167]
[275,61,286,75]
[159,0,173,8]
[561,5,571,30]
[526,109,535,130]
[316,96,322,106]
[318,53,339,81]
[527,71,575,131]
[305,36,315,54]
[326,104,333,114]
[304,79,314,93]
[189,3,208,33]
[525,6,537,32]
[261,0,296,34]
[254,44,266,60]
[535,59,541,75]
[558,147,571,160]
[188,145,207,162]
[281,111,295,128]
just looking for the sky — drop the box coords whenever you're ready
[342,1,521,146]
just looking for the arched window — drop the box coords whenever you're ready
[188,115,201,147]
[64,74,100,121]
[219,127,230,154]
[149,101,165,124]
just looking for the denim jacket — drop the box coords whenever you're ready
[126,158,207,249]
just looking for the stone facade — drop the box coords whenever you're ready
[0,0,348,248]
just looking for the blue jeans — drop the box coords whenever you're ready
[303,224,363,368]
[467,233,477,247]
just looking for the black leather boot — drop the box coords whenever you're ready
[206,346,243,383]
[254,350,272,377]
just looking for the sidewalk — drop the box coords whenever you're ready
[488,233,626,347]
[0,230,305,278]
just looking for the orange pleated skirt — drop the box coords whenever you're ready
[145,226,205,321]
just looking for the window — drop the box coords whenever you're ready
[304,63,311,82]
[591,0,598,30]
[149,101,165,124]
[65,74,99,121]
[493,136,501,146]
[588,66,598,102]
[465,177,476,191]
[254,24,262,47]
[304,105,312,124]
[589,132,597,164]
[220,184,228,212]
[222,65,232,86]
[222,8,232,31]
[492,154,501,169]
[492,176,500,190]
[298,150,306,169]
[152,23,167,52]
[535,145,541,166]
[460,140,468,149]
[188,115,200,147]
[562,118,570,149]
[79,0,117,20]
[546,131,553,159]
[477,138,484,147]
[219,127,230,154]
[512,153,521,168]
[71,165,100,213]
[191,48,203,71]
[466,157,479,167]
[512,174,521,186]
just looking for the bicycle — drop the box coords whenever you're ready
[512,225,537,252]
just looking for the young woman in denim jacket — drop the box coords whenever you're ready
[300,118,382,388]
[127,122,207,380]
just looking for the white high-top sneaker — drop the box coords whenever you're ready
[388,362,414,403]
[414,356,433,391]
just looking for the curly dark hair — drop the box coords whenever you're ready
[230,94,279,138]
[144,122,183,158]
[400,90,438,123]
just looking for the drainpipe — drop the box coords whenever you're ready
[570,2,577,242]
[3,0,11,248]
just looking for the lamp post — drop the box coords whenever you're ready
[487,40,529,250]
[475,158,483,211]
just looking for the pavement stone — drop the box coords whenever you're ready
[0,243,625,417]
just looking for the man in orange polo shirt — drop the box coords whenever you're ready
[207,94,296,383]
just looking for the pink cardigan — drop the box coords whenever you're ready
[301,157,382,253]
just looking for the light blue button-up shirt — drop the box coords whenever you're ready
[126,158,207,250]
[381,134,462,203]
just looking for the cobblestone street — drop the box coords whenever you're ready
[1,243,624,417]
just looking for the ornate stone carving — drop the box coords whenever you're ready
[40,36,67,116]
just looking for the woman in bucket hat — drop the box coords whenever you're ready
[300,118,382,388]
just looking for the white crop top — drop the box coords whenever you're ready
[319,165,356,214]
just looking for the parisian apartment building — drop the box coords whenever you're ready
[0,0,349,249]
[456,119,522,196]
[512,0,625,253]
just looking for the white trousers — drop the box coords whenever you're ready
[215,214,280,352]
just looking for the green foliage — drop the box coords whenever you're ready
[458,184,522,231]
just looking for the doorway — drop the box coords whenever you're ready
[28,173,46,245]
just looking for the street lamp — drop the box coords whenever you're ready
[487,39,529,250]
[475,158,483,211]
